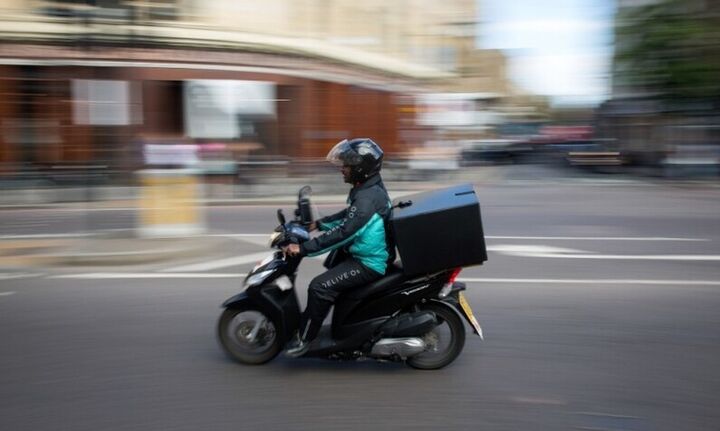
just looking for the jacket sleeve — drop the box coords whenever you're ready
[300,194,374,257]
[317,208,348,231]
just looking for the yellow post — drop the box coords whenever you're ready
[136,169,204,237]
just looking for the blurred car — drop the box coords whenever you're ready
[561,140,626,174]
[566,141,625,167]
[459,139,533,165]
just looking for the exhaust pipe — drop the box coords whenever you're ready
[370,337,425,358]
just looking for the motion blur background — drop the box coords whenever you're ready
[1,2,720,430]
[0,0,717,208]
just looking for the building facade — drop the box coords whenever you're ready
[0,0,513,180]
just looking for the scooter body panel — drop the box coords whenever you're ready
[239,282,302,346]
[331,271,450,339]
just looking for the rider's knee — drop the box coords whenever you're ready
[309,278,335,302]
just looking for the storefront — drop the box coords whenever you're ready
[0,46,422,183]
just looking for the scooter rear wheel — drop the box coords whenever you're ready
[407,302,466,370]
[217,308,281,365]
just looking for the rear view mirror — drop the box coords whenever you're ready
[297,186,313,225]
[298,185,312,199]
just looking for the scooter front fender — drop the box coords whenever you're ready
[222,291,255,309]
[221,287,301,346]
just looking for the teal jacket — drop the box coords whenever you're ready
[299,174,392,274]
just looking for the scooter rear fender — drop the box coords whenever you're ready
[438,282,483,338]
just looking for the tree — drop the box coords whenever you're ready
[614,0,720,101]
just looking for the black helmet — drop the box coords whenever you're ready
[326,138,384,182]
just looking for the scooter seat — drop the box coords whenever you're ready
[344,262,406,300]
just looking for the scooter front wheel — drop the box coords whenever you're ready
[217,308,281,365]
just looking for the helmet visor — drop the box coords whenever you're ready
[326,139,357,166]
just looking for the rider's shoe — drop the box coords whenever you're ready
[284,336,311,358]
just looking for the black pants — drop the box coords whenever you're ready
[298,257,382,342]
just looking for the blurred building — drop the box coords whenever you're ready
[0,0,518,182]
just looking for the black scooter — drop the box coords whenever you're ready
[217,187,483,369]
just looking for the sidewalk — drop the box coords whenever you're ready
[0,167,502,268]
[0,231,236,269]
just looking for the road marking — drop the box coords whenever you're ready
[0,291,16,296]
[489,245,585,254]
[51,273,247,279]
[491,244,720,261]
[210,234,709,242]
[0,207,136,213]
[0,233,98,239]
[511,397,567,406]
[161,252,273,272]
[208,234,268,238]
[486,236,708,242]
[539,253,720,261]
[1,233,709,242]
[495,252,720,261]
[223,235,273,247]
[573,412,642,419]
[163,250,325,272]
[0,273,43,280]
[458,277,720,286]
[39,274,720,286]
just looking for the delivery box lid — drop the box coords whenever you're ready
[392,183,477,219]
[391,184,487,275]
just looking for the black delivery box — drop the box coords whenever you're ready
[391,184,487,276]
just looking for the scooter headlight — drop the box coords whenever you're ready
[269,232,282,247]
[244,269,275,288]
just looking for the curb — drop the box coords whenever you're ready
[0,234,236,267]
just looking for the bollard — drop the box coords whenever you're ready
[136,169,205,237]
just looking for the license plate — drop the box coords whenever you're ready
[458,292,484,339]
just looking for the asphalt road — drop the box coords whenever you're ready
[1,177,720,430]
